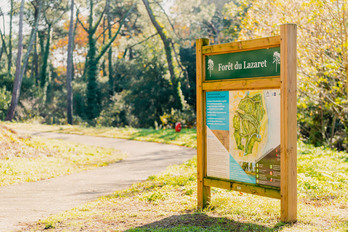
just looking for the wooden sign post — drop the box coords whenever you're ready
[196,24,297,222]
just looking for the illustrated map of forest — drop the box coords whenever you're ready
[233,93,265,156]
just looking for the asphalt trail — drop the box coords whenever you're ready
[0,130,195,231]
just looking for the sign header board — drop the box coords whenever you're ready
[205,47,280,80]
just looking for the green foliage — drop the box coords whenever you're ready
[72,81,87,121]
[0,86,11,120]
[179,46,196,109]
[44,223,54,229]
[14,65,67,124]
[0,73,14,92]
[160,108,196,129]
[96,55,180,128]
[124,58,179,128]
[221,0,252,41]
[297,141,348,200]
[169,0,216,41]
[239,0,348,151]
[96,93,128,127]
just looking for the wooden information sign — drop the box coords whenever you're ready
[196,24,297,222]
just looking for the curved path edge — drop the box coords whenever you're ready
[0,130,195,232]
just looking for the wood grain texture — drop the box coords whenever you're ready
[280,24,298,223]
[202,36,280,55]
[196,38,210,209]
[204,177,281,199]
[202,77,281,91]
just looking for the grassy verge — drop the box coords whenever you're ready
[0,125,126,186]
[23,142,348,231]
[4,122,197,148]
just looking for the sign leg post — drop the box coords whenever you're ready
[196,38,210,209]
[280,24,297,223]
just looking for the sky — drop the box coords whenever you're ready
[0,0,13,34]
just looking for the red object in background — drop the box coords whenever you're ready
[175,122,182,132]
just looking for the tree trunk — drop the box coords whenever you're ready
[330,115,337,148]
[86,0,100,121]
[5,0,25,121]
[84,0,134,121]
[0,42,3,61]
[40,24,51,88]
[8,0,13,74]
[32,2,39,84]
[66,0,75,124]
[33,33,39,85]
[101,16,106,76]
[141,0,183,110]
[22,18,41,79]
[106,0,114,97]
[6,0,42,121]
[22,0,42,80]
[0,31,4,61]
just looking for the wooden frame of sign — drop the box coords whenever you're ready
[196,24,297,222]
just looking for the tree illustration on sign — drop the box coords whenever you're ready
[273,51,280,72]
[208,59,214,77]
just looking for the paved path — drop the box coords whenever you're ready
[0,130,195,232]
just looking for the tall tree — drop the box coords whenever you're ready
[79,0,135,121]
[66,0,75,124]
[21,1,43,80]
[106,0,113,97]
[29,0,41,83]
[39,0,67,88]
[5,0,25,121]
[8,0,13,74]
[0,8,9,70]
[6,0,43,121]
[0,28,7,63]
[142,0,183,110]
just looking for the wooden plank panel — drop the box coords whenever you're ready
[204,177,281,199]
[196,38,211,209]
[280,24,298,222]
[202,77,281,91]
[202,36,280,55]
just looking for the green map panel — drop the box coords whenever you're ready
[233,93,265,156]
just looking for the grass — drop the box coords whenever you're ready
[4,122,197,148]
[0,125,126,186]
[3,122,347,231]
[21,138,348,232]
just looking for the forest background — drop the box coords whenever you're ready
[0,0,346,151]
